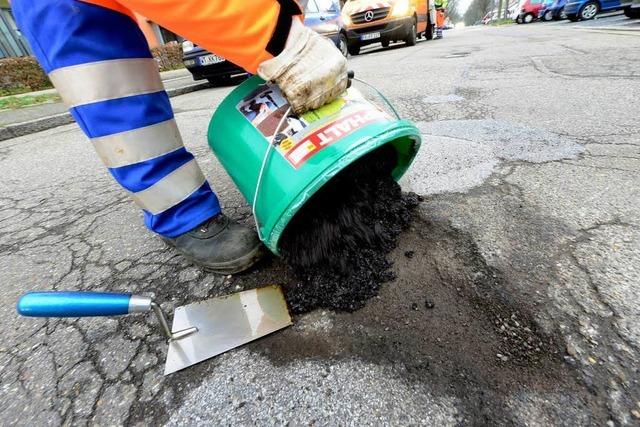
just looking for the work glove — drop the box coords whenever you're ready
[258,19,348,115]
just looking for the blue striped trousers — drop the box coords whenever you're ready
[12,0,222,238]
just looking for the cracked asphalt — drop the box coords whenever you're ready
[2,22,640,425]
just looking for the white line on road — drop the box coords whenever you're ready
[578,27,640,36]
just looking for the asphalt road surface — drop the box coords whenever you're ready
[1,21,639,425]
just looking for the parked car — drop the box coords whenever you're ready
[564,0,631,20]
[481,3,519,22]
[302,0,348,57]
[481,5,518,24]
[182,44,245,85]
[182,0,347,84]
[624,0,640,17]
[516,0,546,23]
[482,9,499,24]
[341,0,437,55]
[539,0,568,19]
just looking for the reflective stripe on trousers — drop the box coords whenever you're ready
[11,0,221,237]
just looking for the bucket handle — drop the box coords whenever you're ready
[352,77,401,121]
[253,106,292,242]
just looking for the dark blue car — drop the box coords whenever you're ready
[625,0,640,17]
[303,0,348,57]
[539,0,568,20]
[564,0,631,20]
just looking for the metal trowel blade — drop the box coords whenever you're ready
[164,285,292,375]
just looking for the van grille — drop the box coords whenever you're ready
[351,7,390,24]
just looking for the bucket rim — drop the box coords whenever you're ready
[264,119,421,254]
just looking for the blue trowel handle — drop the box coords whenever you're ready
[17,291,152,318]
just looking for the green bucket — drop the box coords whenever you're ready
[207,76,421,254]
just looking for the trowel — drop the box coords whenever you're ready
[17,285,292,375]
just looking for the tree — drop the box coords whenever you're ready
[446,0,463,23]
[463,0,495,24]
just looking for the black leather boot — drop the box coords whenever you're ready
[162,214,264,274]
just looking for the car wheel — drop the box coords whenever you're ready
[555,7,567,19]
[624,6,640,17]
[566,13,580,21]
[516,15,523,23]
[405,19,417,46]
[524,13,535,23]
[579,1,599,19]
[347,43,361,56]
[543,10,554,20]
[338,33,348,57]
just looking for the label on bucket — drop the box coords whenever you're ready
[236,84,390,169]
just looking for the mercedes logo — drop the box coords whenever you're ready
[364,10,375,21]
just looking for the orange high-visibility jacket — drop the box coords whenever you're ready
[82,0,303,73]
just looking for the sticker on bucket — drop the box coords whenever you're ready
[236,84,391,169]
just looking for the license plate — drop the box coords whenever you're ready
[361,32,380,41]
[198,54,225,66]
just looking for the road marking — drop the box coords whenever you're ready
[577,27,640,36]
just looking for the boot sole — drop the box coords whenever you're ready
[164,239,265,275]
[199,243,265,275]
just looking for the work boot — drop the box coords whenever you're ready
[162,214,264,274]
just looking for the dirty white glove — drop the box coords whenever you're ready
[258,19,348,114]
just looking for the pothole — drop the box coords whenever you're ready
[444,52,471,58]
[246,215,606,424]
[422,94,465,104]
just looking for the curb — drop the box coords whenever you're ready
[0,81,211,142]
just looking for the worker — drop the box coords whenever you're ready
[12,0,348,274]
[434,0,448,38]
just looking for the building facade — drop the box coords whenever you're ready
[0,2,178,58]
[0,1,31,58]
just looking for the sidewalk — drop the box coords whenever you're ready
[0,68,209,141]
[0,87,58,101]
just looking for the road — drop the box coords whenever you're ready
[1,20,639,426]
